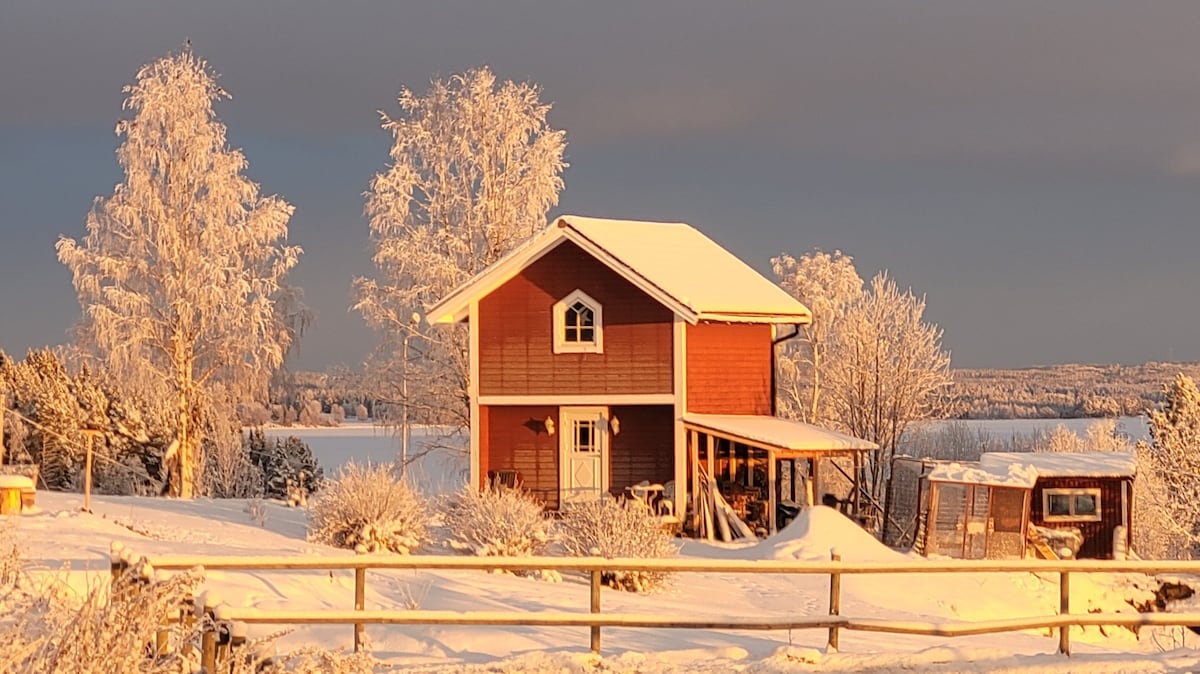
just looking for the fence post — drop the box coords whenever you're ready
[109,542,126,590]
[200,592,218,674]
[354,549,367,652]
[1058,570,1070,655]
[354,566,366,651]
[828,548,842,651]
[152,570,170,658]
[590,567,602,654]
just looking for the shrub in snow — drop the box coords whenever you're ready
[0,524,20,592]
[558,497,679,592]
[221,646,376,674]
[355,403,369,420]
[308,461,427,554]
[440,486,555,577]
[0,562,205,674]
[204,434,264,499]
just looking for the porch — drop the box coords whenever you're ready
[681,414,878,538]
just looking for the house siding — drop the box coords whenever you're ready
[478,241,674,397]
[481,405,559,509]
[1030,476,1129,559]
[685,322,772,415]
[608,405,675,495]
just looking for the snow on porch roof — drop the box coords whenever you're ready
[980,451,1138,478]
[682,414,878,453]
[426,215,813,325]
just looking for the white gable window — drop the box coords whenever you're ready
[1042,488,1102,522]
[553,289,603,354]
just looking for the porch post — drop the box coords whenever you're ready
[852,451,862,515]
[768,449,778,533]
[689,429,700,534]
[706,434,716,541]
[808,456,818,507]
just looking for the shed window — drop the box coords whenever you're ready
[1042,488,1101,522]
[553,290,603,354]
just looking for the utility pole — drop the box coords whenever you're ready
[400,312,421,479]
[81,429,104,513]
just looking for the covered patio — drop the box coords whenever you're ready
[681,414,878,537]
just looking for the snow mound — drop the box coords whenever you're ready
[750,506,907,562]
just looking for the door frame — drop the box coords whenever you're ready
[558,406,610,503]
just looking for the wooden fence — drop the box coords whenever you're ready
[109,544,1200,671]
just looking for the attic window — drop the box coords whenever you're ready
[1042,488,1102,522]
[553,289,603,354]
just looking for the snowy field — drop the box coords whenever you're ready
[13,492,1200,673]
[10,424,1200,673]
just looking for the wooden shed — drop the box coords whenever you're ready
[981,452,1135,560]
[919,451,1135,560]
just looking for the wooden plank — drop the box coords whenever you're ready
[131,552,1200,576]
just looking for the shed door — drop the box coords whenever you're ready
[559,407,609,503]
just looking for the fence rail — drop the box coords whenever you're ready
[109,543,1200,672]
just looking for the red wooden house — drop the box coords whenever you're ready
[427,215,877,534]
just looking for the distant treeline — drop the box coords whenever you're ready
[283,361,1200,423]
[951,361,1200,419]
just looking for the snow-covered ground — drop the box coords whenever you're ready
[10,420,1161,670]
[10,484,1200,673]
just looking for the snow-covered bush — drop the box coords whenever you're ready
[0,564,204,674]
[441,486,554,575]
[308,461,427,554]
[558,497,679,592]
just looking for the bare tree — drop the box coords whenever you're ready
[772,250,863,425]
[354,66,567,438]
[57,47,301,498]
[821,273,953,496]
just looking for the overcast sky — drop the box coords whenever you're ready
[3,1,1200,370]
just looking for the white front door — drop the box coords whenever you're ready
[559,406,609,504]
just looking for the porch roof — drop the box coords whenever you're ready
[682,413,878,456]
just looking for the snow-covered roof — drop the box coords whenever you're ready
[427,215,813,325]
[927,461,1038,488]
[980,451,1137,478]
[682,414,877,453]
[0,475,34,489]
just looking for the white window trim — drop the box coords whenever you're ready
[553,289,603,354]
[1042,487,1102,523]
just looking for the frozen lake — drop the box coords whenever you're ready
[922,415,1148,442]
[263,421,468,495]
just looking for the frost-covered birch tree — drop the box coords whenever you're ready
[1136,373,1200,558]
[823,273,953,496]
[771,250,864,425]
[773,252,952,507]
[57,48,302,498]
[354,67,566,435]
